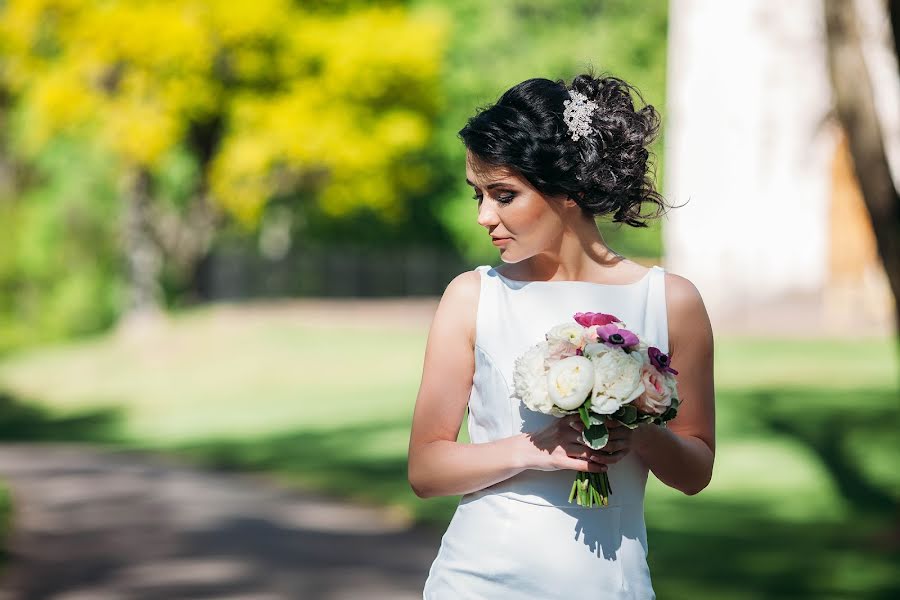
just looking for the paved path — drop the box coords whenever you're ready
[0,443,440,599]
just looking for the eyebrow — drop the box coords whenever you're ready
[465,178,513,189]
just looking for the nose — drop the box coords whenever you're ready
[476,200,500,230]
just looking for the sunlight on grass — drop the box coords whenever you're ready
[715,335,898,389]
[0,306,427,443]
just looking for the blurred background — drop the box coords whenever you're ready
[0,0,897,598]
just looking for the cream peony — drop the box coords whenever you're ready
[584,343,645,414]
[546,355,594,410]
[512,342,553,413]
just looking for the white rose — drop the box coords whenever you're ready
[512,342,554,413]
[545,323,585,361]
[546,323,586,347]
[546,355,594,410]
[586,344,645,414]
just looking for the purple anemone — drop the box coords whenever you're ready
[595,324,639,349]
[649,346,679,375]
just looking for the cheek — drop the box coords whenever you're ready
[507,196,560,236]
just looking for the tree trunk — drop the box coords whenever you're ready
[150,190,219,300]
[120,167,164,326]
[823,0,900,343]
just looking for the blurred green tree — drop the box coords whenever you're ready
[0,0,448,326]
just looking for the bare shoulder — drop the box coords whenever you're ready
[446,268,482,294]
[663,271,704,311]
[433,268,482,348]
[662,270,713,356]
[442,268,481,308]
[408,268,483,458]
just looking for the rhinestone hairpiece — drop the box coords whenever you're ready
[562,89,598,142]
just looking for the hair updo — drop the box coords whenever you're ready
[458,70,670,227]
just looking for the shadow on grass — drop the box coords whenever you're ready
[0,390,127,443]
[166,419,461,531]
[646,499,899,599]
[746,386,900,517]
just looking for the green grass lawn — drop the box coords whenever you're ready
[0,302,897,598]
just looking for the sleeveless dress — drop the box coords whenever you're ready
[422,263,669,600]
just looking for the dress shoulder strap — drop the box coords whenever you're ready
[643,265,669,354]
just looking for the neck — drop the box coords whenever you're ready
[510,217,625,281]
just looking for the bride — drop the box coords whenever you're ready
[408,70,715,599]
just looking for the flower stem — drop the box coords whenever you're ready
[570,471,612,507]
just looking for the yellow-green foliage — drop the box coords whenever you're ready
[0,0,448,225]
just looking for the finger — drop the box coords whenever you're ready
[607,429,633,442]
[589,448,631,464]
[600,440,629,453]
[605,418,623,428]
[564,442,588,455]
[572,432,589,446]
[571,457,608,473]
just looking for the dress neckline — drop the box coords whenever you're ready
[490,265,659,288]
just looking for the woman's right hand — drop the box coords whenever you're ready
[520,413,626,473]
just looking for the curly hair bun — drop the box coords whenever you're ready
[566,72,664,227]
[459,69,670,227]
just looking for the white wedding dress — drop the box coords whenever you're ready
[422,263,669,599]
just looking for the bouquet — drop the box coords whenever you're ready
[511,311,681,507]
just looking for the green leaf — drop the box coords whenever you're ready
[581,422,609,450]
[660,405,679,422]
[614,404,638,424]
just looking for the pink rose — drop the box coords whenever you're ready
[634,364,673,415]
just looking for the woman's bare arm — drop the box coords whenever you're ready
[407,270,535,498]
[633,273,716,495]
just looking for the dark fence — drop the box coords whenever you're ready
[197,244,473,299]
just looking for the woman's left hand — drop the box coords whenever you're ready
[572,417,635,464]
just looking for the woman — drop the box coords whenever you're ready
[408,71,715,599]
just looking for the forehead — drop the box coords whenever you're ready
[465,151,518,186]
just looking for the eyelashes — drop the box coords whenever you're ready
[472,193,515,205]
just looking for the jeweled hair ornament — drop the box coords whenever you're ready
[562,89,598,142]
